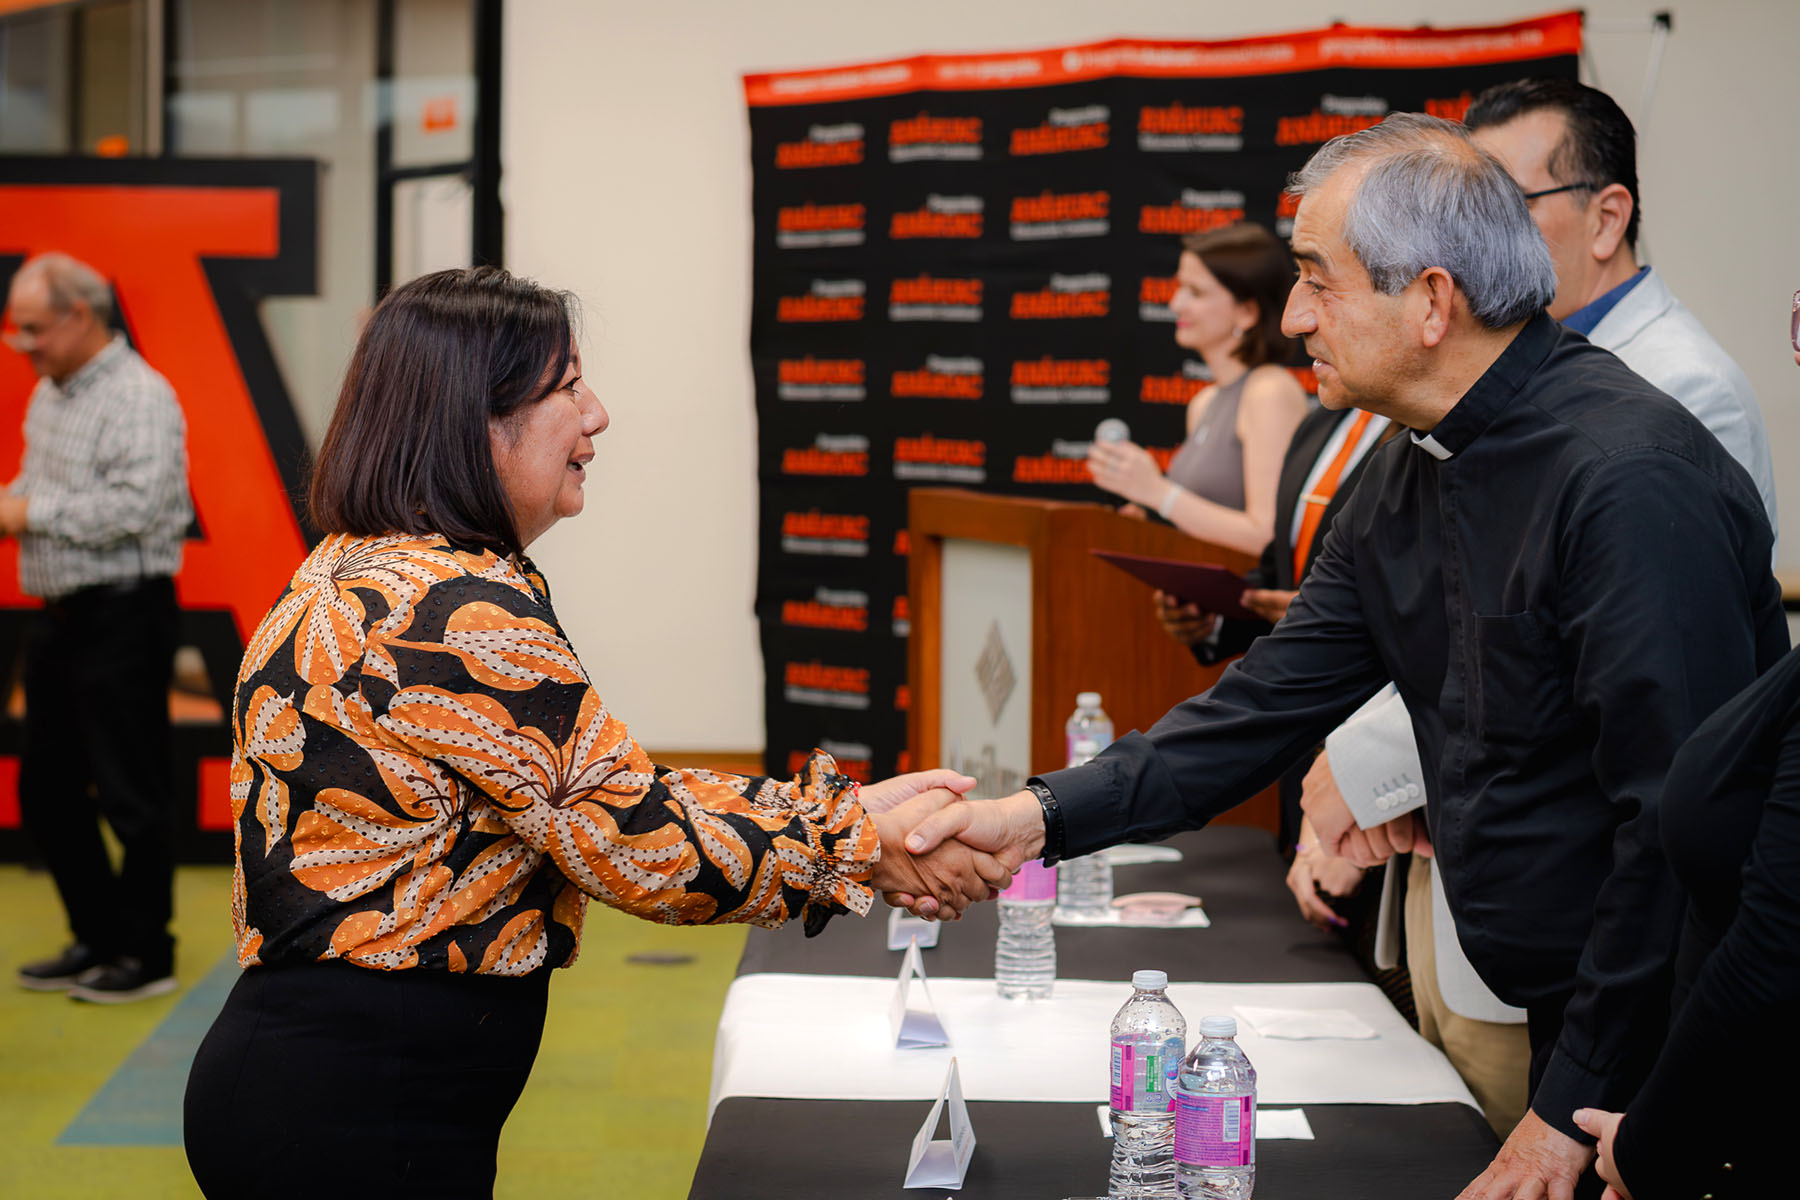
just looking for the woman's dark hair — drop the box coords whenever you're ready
[1179,222,1297,368]
[309,266,576,559]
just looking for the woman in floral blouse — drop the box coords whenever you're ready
[183,267,1008,1197]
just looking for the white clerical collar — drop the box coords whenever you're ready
[1410,431,1454,461]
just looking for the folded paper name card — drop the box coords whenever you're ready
[888,904,942,951]
[889,938,949,1049]
[904,1057,977,1189]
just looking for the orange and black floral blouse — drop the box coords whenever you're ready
[229,532,880,975]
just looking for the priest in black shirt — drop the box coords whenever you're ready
[902,113,1786,1199]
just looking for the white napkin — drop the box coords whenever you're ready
[1234,1005,1378,1040]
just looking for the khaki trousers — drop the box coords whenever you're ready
[1405,854,1532,1139]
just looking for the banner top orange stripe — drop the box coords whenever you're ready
[745,10,1582,106]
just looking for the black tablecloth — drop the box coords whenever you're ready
[692,826,1500,1200]
[694,1098,1498,1200]
[736,827,1362,984]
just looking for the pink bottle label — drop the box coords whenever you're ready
[1173,1093,1255,1167]
[1001,859,1057,901]
[1110,1041,1134,1111]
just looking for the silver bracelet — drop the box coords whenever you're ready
[1156,482,1182,520]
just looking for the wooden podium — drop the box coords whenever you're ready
[906,487,1279,833]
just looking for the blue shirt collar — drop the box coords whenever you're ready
[1561,266,1648,336]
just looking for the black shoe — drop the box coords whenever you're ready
[17,943,110,991]
[67,957,178,1004]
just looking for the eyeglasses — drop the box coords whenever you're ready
[1519,181,1602,202]
[1791,290,1799,353]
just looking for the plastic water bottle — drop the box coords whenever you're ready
[1056,738,1114,920]
[994,860,1056,999]
[1109,969,1186,1198]
[1065,691,1114,762]
[1175,1016,1257,1199]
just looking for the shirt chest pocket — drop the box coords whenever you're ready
[1470,611,1571,744]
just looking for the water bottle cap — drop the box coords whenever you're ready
[1077,691,1102,707]
[1073,738,1101,756]
[1131,969,1168,990]
[1200,1015,1238,1037]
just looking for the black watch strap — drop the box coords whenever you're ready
[1026,780,1066,868]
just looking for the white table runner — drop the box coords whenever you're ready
[709,975,1475,1116]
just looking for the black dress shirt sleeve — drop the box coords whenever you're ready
[1044,504,1387,856]
[1531,451,1771,1133]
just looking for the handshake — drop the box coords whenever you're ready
[858,770,1050,921]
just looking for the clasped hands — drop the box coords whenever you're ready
[1299,748,1431,870]
[862,774,1048,921]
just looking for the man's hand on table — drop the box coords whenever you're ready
[1300,750,1433,869]
[1456,1109,1596,1200]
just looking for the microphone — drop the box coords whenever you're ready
[1093,418,1131,444]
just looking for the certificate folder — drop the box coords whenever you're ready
[1090,549,1256,621]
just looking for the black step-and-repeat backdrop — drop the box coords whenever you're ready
[747,12,1580,783]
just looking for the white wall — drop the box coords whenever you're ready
[504,0,1800,752]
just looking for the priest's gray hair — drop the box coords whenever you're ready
[16,252,115,326]
[1287,113,1556,329]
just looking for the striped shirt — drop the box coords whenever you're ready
[8,335,191,599]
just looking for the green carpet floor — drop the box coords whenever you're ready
[0,863,746,1198]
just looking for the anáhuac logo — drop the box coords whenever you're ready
[1139,188,1246,236]
[1138,103,1245,152]
[1140,359,1212,404]
[890,194,984,239]
[891,595,910,637]
[781,433,870,476]
[1425,92,1474,122]
[1275,93,1388,146]
[888,275,983,322]
[776,122,866,169]
[1013,436,1099,484]
[777,201,866,249]
[781,586,870,632]
[1010,356,1110,405]
[889,113,983,162]
[789,739,873,783]
[778,356,865,402]
[892,355,983,400]
[780,510,870,557]
[1010,105,1109,156]
[783,661,871,711]
[1010,272,1110,320]
[893,434,986,484]
[1140,275,1177,323]
[1009,190,1109,240]
[1015,437,1176,483]
[776,278,865,322]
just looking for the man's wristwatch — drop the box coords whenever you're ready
[1025,780,1066,867]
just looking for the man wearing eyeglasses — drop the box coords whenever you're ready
[2,253,191,1004]
[1465,77,1776,537]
